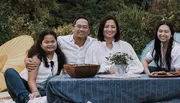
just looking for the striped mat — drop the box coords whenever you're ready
[0,92,11,100]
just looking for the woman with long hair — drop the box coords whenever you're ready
[85,15,143,74]
[142,21,180,74]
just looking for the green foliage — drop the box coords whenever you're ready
[51,0,180,55]
[113,4,166,54]
[0,0,12,45]
[53,24,72,36]
[106,52,133,65]
[5,0,58,39]
[156,0,180,31]
[1,0,180,54]
[114,5,151,54]
[50,0,125,37]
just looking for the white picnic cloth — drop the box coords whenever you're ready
[28,96,47,103]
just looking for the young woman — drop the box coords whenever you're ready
[142,21,180,74]
[4,30,66,103]
[85,15,143,74]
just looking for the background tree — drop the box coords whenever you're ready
[1,0,180,55]
[9,0,59,38]
[0,0,12,45]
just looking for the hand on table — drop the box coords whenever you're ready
[110,66,115,74]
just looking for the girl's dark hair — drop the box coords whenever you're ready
[152,21,175,71]
[98,15,120,42]
[27,30,66,75]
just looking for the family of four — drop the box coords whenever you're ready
[4,15,180,103]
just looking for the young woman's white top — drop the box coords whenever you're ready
[20,53,58,87]
[145,42,180,70]
[85,40,143,74]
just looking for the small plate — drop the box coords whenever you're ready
[149,71,180,78]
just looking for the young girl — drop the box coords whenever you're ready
[142,21,180,74]
[4,30,66,103]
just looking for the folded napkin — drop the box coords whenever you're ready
[98,74,141,79]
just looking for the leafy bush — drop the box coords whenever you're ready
[0,0,12,45]
[1,0,180,54]
[113,4,162,54]
[0,0,59,41]
[53,24,72,36]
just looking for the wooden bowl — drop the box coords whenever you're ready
[63,64,100,78]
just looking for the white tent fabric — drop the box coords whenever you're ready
[174,32,180,44]
[28,96,47,103]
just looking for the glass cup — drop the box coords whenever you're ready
[114,65,127,76]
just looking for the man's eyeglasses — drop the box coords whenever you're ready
[75,25,89,30]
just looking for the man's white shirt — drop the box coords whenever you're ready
[57,34,96,64]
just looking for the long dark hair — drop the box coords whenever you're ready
[27,30,66,75]
[152,21,175,71]
[98,15,120,42]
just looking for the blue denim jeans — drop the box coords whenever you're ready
[4,68,46,103]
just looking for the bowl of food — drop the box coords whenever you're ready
[63,64,100,78]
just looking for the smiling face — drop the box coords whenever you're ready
[41,34,57,54]
[103,19,117,40]
[72,18,90,39]
[157,24,172,43]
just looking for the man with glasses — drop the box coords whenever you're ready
[25,17,96,70]
[58,17,96,64]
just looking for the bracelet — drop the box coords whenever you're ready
[32,90,41,97]
[32,90,39,93]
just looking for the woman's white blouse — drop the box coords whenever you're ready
[85,40,143,74]
[145,42,180,70]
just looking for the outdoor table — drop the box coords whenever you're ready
[47,74,180,103]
